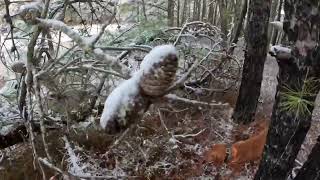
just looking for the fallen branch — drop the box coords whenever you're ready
[162,94,228,107]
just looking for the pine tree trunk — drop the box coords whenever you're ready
[293,136,320,180]
[181,0,187,24]
[254,0,320,179]
[232,0,271,124]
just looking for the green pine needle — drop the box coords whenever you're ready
[280,78,318,117]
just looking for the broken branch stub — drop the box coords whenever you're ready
[100,45,179,134]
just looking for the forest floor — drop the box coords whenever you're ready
[0,52,320,179]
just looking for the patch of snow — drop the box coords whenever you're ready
[269,45,292,60]
[100,75,140,129]
[18,0,43,14]
[63,136,91,176]
[139,44,177,74]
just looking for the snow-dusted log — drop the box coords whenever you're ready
[100,45,178,134]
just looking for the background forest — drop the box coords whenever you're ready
[0,0,319,179]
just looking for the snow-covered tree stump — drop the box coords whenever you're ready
[100,45,178,134]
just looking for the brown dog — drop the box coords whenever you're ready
[204,121,269,173]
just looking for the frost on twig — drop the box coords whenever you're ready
[63,136,90,177]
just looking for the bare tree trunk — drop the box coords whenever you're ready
[168,0,175,26]
[271,0,283,45]
[229,0,241,40]
[213,2,218,25]
[218,0,228,48]
[193,0,197,20]
[181,0,188,24]
[254,1,320,179]
[232,0,271,124]
[193,0,201,21]
[207,1,214,24]
[201,0,207,21]
[177,0,180,26]
[267,0,279,44]
[141,0,147,21]
[228,0,247,54]
[197,0,201,20]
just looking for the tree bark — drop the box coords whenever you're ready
[293,135,320,180]
[232,0,271,124]
[254,1,320,179]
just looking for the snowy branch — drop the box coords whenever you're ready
[36,18,130,77]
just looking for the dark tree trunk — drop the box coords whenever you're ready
[232,0,271,124]
[176,0,180,26]
[294,136,320,180]
[201,0,206,21]
[228,0,247,54]
[207,2,214,24]
[254,0,320,179]
[181,0,188,24]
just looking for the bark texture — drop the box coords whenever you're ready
[232,0,271,124]
[254,0,320,179]
[294,136,320,180]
